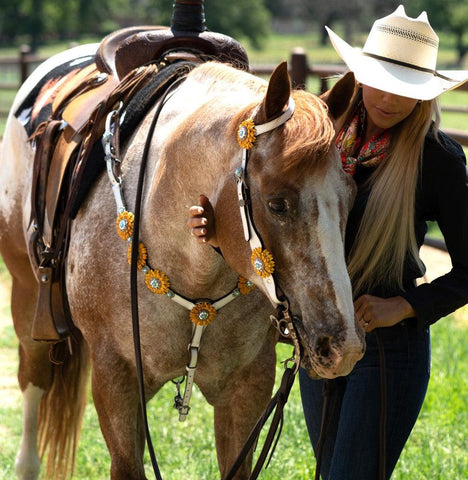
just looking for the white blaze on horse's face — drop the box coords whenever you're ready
[249,140,364,379]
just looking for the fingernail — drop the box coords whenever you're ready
[201,218,207,225]
[200,229,206,235]
[197,207,204,213]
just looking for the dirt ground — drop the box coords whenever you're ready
[417,244,452,284]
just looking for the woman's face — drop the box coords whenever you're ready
[362,85,419,132]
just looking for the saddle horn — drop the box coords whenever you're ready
[99,0,248,80]
[171,0,206,33]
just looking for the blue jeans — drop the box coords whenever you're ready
[299,321,430,480]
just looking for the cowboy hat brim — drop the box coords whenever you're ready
[326,26,468,100]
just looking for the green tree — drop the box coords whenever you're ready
[0,0,270,50]
[156,0,271,49]
[30,0,44,52]
[449,3,468,66]
[300,0,387,45]
[204,0,271,49]
[405,0,468,66]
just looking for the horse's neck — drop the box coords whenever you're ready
[119,126,235,299]
[118,65,259,298]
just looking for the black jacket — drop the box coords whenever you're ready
[346,130,468,330]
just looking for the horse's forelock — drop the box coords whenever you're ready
[230,90,336,178]
[281,92,335,175]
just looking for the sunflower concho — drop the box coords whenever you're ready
[251,247,275,278]
[190,302,217,326]
[238,276,255,295]
[144,268,171,295]
[116,209,134,240]
[237,118,257,150]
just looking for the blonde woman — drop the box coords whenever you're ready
[188,6,468,478]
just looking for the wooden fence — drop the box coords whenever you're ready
[252,47,468,147]
[0,45,467,147]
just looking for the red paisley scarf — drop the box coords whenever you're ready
[336,102,391,176]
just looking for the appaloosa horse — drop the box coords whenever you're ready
[0,42,364,479]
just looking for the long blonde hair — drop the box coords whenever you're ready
[345,85,441,296]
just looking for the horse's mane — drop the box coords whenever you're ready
[189,61,267,96]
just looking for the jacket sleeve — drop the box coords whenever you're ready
[402,136,468,329]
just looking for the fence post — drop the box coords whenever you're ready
[290,47,308,90]
[319,77,330,95]
[20,45,31,85]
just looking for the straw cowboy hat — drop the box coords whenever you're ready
[326,5,468,100]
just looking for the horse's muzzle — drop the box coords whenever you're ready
[294,317,365,379]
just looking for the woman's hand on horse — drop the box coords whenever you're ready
[187,194,219,247]
[354,294,416,332]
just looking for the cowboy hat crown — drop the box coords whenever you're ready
[326,5,468,100]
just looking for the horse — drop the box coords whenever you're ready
[0,41,364,479]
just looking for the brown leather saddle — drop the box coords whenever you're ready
[28,25,248,342]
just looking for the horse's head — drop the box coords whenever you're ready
[216,64,364,378]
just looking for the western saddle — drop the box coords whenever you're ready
[28,25,249,342]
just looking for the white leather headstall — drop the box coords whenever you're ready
[102,97,257,421]
[235,97,295,306]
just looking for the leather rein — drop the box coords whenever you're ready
[103,73,303,479]
[224,98,304,480]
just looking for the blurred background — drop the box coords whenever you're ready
[0,0,466,65]
[0,0,467,143]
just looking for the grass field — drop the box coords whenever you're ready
[0,259,467,479]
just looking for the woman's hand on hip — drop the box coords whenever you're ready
[354,294,416,332]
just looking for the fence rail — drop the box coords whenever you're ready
[252,48,468,147]
[1,46,467,148]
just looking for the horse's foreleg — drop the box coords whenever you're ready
[212,339,277,480]
[90,351,148,480]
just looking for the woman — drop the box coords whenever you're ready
[188,6,468,479]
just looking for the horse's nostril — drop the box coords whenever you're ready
[315,336,332,358]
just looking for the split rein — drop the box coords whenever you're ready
[103,78,303,479]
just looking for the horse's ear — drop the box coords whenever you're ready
[258,61,291,122]
[321,71,356,120]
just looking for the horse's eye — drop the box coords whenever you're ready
[268,198,288,214]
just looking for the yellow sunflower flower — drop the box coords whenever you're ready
[238,276,255,295]
[237,118,257,149]
[190,302,217,326]
[127,242,147,270]
[116,210,134,240]
[251,247,275,278]
[145,269,170,295]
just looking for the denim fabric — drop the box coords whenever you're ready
[299,321,430,480]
